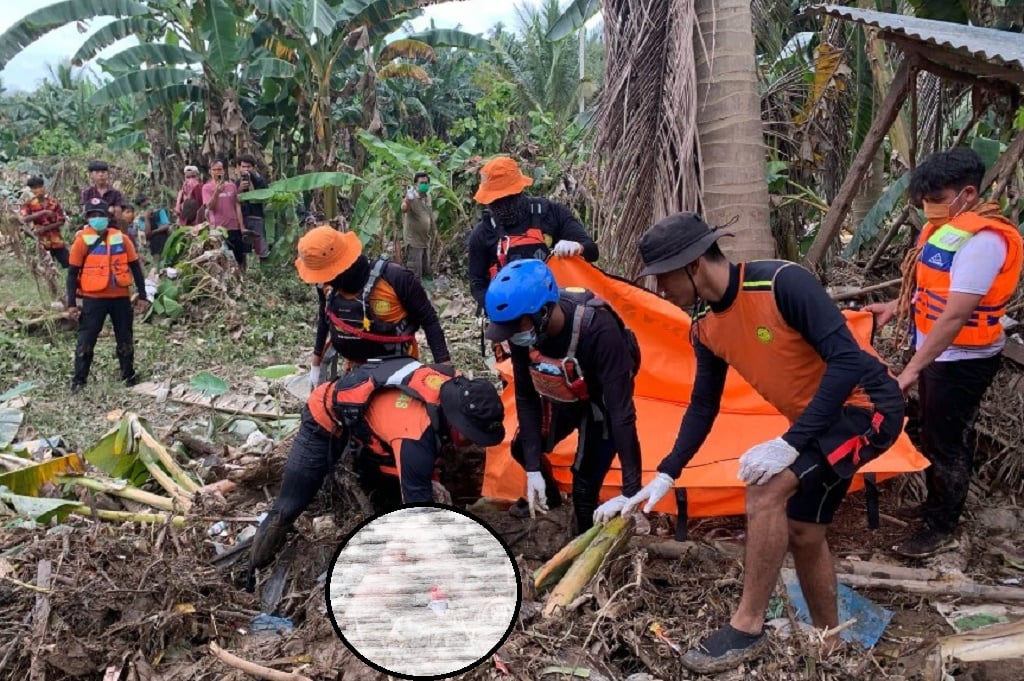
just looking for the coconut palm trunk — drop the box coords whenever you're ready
[694,0,774,261]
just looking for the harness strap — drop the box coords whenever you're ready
[326,310,417,344]
[360,255,389,331]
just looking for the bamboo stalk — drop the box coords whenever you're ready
[73,505,188,527]
[59,475,177,512]
[542,515,635,618]
[534,524,603,591]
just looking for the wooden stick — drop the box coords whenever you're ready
[173,430,225,460]
[864,205,912,272]
[837,573,1024,602]
[830,278,902,302]
[208,641,314,681]
[29,560,52,681]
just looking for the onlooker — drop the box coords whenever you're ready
[175,165,203,225]
[865,148,1024,558]
[401,171,436,280]
[202,157,247,270]
[137,194,172,268]
[19,176,70,268]
[79,160,124,221]
[120,204,140,248]
[235,153,270,262]
[66,197,150,393]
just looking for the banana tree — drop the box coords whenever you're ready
[0,0,271,165]
[248,0,483,216]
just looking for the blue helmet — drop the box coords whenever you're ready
[485,259,559,322]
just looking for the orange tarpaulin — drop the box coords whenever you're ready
[481,258,929,517]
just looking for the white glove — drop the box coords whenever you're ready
[551,240,583,257]
[309,366,322,390]
[526,471,549,517]
[621,472,675,515]
[593,495,630,524]
[737,437,800,485]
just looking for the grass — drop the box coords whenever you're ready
[0,249,317,450]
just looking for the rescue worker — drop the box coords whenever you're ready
[467,156,599,307]
[66,198,150,393]
[248,356,505,582]
[864,147,1023,558]
[484,259,643,532]
[617,213,905,673]
[297,226,451,389]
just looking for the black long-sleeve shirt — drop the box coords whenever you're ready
[511,299,642,497]
[312,263,450,363]
[467,196,598,306]
[657,262,900,478]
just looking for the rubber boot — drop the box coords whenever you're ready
[246,511,290,591]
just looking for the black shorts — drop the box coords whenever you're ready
[786,405,904,524]
[225,229,249,262]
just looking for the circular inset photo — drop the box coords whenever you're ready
[326,504,520,680]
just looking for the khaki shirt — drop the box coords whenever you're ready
[402,194,435,248]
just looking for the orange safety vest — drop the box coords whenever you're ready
[79,228,133,294]
[913,211,1023,347]
[528,289,641,403]
[695,261,876,424]
[324,255,419,362]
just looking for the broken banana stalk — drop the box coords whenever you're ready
[542,515,635,618]
[59,475,177,513]
[72,505,188,527]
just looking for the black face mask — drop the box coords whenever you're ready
[333,255,371,294]
[490,193,528,228]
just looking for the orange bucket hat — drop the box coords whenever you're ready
[474,156,533,205]
[294,226,362,284]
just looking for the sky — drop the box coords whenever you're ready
[0,0,547,92]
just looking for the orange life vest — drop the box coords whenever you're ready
[913,210,1023,347]
[324,256,419,362]
[79,228,133,294]
[319,356,453,435]
[694,261,876,423]
[528,289,641,403]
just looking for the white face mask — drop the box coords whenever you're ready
[510,330,537,347]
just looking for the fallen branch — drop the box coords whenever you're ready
[29,560,51,681]
[543,515,635,618]
[173,430,226,459]
[830,278,902,302]
[923,619,1024,681]
[208,641,314,681]
[837,573,1024,602]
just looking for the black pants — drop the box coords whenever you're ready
[225,229,247,266]
[73,297,135,387]
[511,401,617,533]
[918,355,1001,534]
[273,409,437,525]
[48,247,70,269]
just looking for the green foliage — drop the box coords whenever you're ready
[1015,106,1024,131]
[255,364,300,379]
[0,485,79,523]
[546,0,601,41]
[190,372,229,397]
[843,173,911,258]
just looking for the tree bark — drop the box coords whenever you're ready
[694,0,774,261]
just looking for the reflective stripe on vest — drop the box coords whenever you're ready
[913,212,1023,347]
[80,229,132,293]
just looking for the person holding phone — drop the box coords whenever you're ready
[400,171,436,281]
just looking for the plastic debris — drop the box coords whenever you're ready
[249,614,294,636]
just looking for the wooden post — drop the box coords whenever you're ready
[804,57,915,268]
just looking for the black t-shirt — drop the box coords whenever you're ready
[467,196,599,306]
[238,174,268,219]
[511,298,642,496]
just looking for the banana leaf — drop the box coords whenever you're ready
[0,485,78,523]
[0,454,84,496]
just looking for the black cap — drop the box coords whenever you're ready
[637,212,734,277]
[484,320,520,343]
[87,160,109,172]
[84,197,110,216]
[439,376,506,447]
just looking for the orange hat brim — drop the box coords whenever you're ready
[474,174,533,205]
[294,230,363,284]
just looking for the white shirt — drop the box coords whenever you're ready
[916,229,1008,361]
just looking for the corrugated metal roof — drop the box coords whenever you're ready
[809,4,1024,73]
